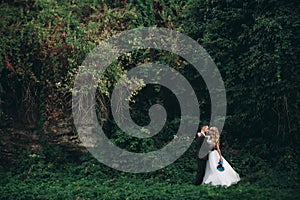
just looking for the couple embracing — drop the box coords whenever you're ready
[194,125,240,187]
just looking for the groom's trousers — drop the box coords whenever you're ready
[194,158,207,185]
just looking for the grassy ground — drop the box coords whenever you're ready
[1,161,299,200]
[1,140,299,199]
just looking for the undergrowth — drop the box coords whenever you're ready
[1,140,299,200]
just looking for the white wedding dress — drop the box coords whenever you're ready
[202,150,240,187]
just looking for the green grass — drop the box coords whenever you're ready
[1,161,299,200]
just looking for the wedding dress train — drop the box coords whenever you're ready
[202,150,240,187]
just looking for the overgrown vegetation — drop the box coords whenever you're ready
[0,0,299,199]
[1,140,299,199]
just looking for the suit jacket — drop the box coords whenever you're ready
[195,133,210,160]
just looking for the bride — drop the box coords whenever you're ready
[202,126,240,187]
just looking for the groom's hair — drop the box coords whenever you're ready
[200,125,208,132]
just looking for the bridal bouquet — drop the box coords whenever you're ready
[217,161,224,172]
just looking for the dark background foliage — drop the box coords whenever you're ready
[0,0,299,199]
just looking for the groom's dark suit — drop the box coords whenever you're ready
[194,132,210,185]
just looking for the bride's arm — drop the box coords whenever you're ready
[215,141,223,162]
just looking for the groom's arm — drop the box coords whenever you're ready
[198,132,206,137]
[194,132,204,141]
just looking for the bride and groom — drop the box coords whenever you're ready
[194,125,240,187]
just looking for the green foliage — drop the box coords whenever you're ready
[180,0,300,141]
[1,135,299,199]
[1,0,298,141]
[0,0,138,131]
[0,150,299,199]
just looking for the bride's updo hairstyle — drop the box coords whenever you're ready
[208,126,220,145]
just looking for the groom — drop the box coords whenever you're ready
[194,125,210,185]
